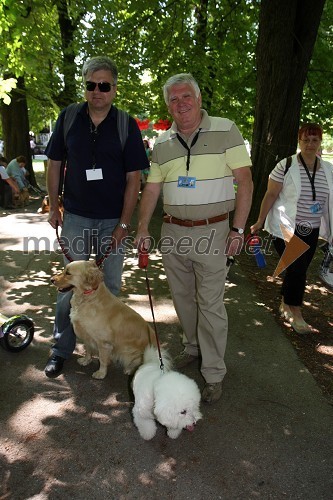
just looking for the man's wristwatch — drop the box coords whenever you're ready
[231,227,244,234]
[118,222,131,230]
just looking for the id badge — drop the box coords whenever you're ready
[310,202,321,214]
[178,176,196,188]
[86,168,103,181]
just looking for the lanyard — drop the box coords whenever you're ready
[89,114,98,169]
[298,153,317,201]
[176,129,201,176]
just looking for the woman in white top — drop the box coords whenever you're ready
[251,123,333,333]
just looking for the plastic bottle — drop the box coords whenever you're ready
[249,235,266,268]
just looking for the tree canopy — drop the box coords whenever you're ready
[0,0,332,198]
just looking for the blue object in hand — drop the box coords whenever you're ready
[249,236,266,268]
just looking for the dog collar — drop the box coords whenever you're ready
[83,288,97,295]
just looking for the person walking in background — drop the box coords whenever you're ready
[136,73,253,404]
[251,123,333,333]
[44,55,149,378]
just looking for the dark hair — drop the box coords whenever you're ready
[16,155,27,163]
[82,56,118,84]
[298,123,323,141]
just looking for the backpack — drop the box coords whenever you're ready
[58,103,129,195]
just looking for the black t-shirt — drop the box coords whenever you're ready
[45,103,148,218]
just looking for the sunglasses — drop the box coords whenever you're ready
[85,81,115,92]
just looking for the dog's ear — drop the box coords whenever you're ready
[86,261,104,289]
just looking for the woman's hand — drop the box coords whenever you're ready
[250,221,263,234]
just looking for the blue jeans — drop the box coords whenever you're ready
[52,212,125,359]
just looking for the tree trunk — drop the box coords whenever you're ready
[0,75,36,186]
[250,0,326,219]
[54,0,79,108]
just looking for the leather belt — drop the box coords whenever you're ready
[163,213,229,227]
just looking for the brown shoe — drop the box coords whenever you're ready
[174,350,200,369]
[201,382,222,404]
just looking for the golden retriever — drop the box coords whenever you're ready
[51,260,156,379]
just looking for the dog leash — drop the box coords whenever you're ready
[56,222,74,262]
[138,244,164,372]
[55,222,114,268]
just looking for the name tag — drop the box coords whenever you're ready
[310,202,321,214]
[86,168,103,181]
[178,176,196,188]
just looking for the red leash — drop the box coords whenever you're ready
[138,245,164,372]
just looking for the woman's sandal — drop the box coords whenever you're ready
[279,302,292,321]
[290,318,313,334]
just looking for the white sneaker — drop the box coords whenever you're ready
[319,268,333,289]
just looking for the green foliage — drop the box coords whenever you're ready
[0,0,331,141]
[0,77,17,104]
[301,0,333,134]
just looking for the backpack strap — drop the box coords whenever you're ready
[284,156,292,175]
[63,103,84,145]
[115,107,129,150]
[63,103,129,150]
[58,103,83,196]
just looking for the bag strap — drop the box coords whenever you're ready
[63,103,129,149]
[58,103,83,196]
[284,156,292,175]
[63,103,84,143]
[116,107,129,150]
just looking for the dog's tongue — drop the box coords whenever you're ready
[186,424,195,432]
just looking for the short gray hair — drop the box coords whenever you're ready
[163,73,201,105]
[82,56,118,84]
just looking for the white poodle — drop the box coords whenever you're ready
[132,346,202,440]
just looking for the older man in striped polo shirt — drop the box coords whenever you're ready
[136,73,253,404]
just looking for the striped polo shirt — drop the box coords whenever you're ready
[148,109,252,220]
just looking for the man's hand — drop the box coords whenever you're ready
[134,229,151,251]
[226,231,244,256]
[111,224,130,248]
[48,207,63,229]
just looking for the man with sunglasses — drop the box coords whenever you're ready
[44,56,149,378]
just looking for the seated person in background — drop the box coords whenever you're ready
[0,157,20,208]
[6,155,30,205]
[6,155,30,191]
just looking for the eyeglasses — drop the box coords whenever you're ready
[85,81,115,92]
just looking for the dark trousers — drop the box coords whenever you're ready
[273,226,319,306]
[0,180,13,208]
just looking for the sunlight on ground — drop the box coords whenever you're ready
[125,294,179,323]
[316,345,333,357]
